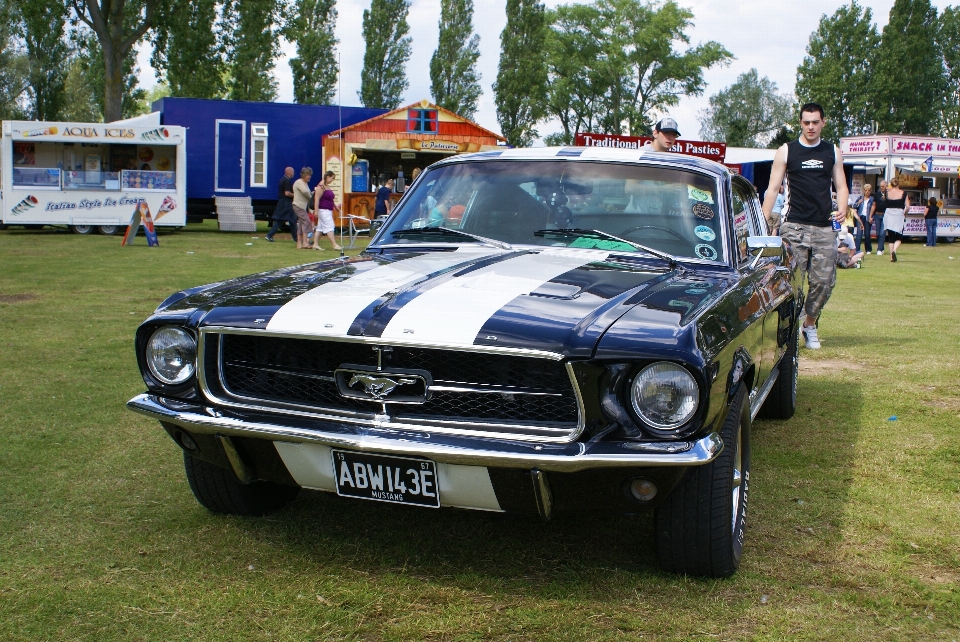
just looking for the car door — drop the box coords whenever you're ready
[730,179,768,402]
[735,177,792,401]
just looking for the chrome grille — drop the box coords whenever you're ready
[204,332,582,441]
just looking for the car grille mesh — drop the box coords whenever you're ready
[208,333,580,440]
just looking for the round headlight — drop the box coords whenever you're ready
[146,327,196,385]
[630,362,699,430]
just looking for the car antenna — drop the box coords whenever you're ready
[338,51,346,263]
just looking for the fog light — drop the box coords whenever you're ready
[629,478,658,502]
[177,431,198,452]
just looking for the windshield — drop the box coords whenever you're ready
[376,160,725,262]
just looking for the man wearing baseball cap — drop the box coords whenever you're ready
[649,118,681,152]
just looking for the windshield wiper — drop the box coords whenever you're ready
[534,228,677,267]
[389,226,513,250]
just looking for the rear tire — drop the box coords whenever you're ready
[69,224,94,235]
[654,386,751,578]
[97,225,120,235]
[756,321,798,420]
[183,452,300,516]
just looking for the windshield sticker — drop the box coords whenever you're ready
[685,287,708,294]
[687,186,715,204]
[694,225,716,241]
[695,244,718,261]
[568,237,638,252]
[692,203,715,220]
[669,299,694,312]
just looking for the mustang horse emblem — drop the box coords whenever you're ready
[348,374,417,401]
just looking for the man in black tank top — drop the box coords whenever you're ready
[762,102,848,350]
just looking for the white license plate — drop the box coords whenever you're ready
[331,450,440,508]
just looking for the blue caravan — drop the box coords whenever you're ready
[152,98,386,218]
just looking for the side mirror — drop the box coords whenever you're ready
[747,236,783,269]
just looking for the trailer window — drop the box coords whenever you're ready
[251,124,268,187]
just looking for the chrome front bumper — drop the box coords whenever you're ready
[127,394,723,473]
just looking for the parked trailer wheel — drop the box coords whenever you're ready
[97,225,121,235]
[69,225,94,235]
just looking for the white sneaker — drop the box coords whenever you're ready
[801,325,821,349]
[877,250,883,255]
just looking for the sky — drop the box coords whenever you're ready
[136,0,954,141]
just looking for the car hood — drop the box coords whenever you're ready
[162,246,732,358]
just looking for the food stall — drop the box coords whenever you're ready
[322,100,505,227]
[1,120,187,234]
[840,135,960,239]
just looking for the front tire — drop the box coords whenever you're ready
[756,321,798,420]
[654,386,751,578]
[183,452,300,516]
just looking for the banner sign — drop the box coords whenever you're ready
[122,202,160,247]
[840,136,891,155]
[396,139,482,153]
[841,135,960,157]
[574,133,726,162]
[4,190,181,226]
[904,215,960,237]
[6,120,185,145]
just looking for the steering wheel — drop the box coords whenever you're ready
[620,225,686,242]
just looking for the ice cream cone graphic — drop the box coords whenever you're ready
[22,126,58,137]
[140,127,169,142]
[155,196,177,221]
[11,195,38,216]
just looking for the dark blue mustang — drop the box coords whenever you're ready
[129,147,801,577]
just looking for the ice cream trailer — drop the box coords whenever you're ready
[1,120,187,234]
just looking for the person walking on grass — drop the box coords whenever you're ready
[312,171,342,251]
[882,177,909,262]
[872,180,888,255]
[265,167,296,242]
[291,167,315,250]
[856,183,874,254]
[924,197,940,247]
[762,102,848,350]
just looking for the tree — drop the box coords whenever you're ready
[59,57,100,121]
[494,0,547,147]
[543,0,731,142]
[151,0,227,99]
[0,0,30,119]
[68,0,160,122]
[699,69,793,147]
[224,0,280,102]
[74,28,147,119]
[359,0,412,109]
[938,6,960,137]
[429,0,481,119]
[16,0,71,121]
[544,2,615,143]
[609,0,732,135]
[795,1,880,142]
[285,0,338,105]
[874,0,945,134]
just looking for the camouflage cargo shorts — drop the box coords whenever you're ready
[779,222,838,319]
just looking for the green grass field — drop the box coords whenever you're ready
[1,221,958,641]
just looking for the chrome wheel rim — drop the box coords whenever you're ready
[73,225,92,234]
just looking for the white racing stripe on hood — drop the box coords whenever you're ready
[380,248,605,346]
[266,246,502,336]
